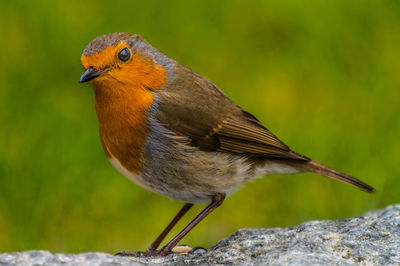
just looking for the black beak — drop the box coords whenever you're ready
[79,67,104,83]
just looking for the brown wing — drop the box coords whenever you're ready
[211,112,308,160]
[153,63,307,161]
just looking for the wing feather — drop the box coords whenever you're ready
[215,116,307,160]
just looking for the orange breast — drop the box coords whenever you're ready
[89,53,168,174]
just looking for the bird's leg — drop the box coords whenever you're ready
[115,202,193,257]
[116,193,225,257]
[158,193,226,256]
[147,203,194,251]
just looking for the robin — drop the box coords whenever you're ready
[79,32,375,257]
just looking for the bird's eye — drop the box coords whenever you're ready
[118,48,131,62]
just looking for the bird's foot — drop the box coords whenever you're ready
[115,250,164,257]
[115,245,207,257]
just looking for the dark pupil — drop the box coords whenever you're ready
[118,48,130,62]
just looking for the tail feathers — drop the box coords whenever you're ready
[290,160,376,193]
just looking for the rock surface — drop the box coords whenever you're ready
[1,205,399,265]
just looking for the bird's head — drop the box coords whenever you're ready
[80,32,168,91]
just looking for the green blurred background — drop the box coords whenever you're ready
[0,0,399,254]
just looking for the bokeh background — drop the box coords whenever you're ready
[0,0,399,253]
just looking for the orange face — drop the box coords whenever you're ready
[80,42,168,90]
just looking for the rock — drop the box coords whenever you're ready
[1,204,399,265]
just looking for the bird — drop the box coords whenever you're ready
[79,32,375,257]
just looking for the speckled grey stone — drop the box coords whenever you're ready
[1,204,399,265]
[0,251,145,266]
